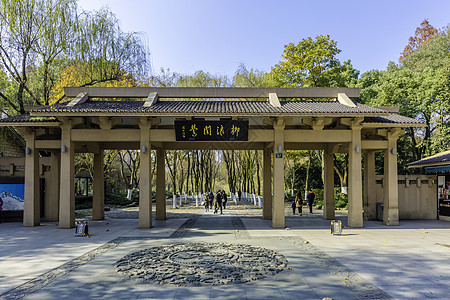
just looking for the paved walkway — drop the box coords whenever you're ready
[1,202,450,299]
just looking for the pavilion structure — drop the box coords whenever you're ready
[0,87,424,229]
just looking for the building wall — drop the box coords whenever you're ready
[0,154,59,222]
[0,128,25,157]
[375,174,437,220]
[0,137,24,157]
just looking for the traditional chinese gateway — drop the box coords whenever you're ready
[0,87,425,229]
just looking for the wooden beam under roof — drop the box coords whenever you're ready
[64,87,361,99]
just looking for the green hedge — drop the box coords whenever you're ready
[106,192,132,206]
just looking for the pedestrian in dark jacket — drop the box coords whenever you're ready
[307,190,315,213]
[221,190,228,209]
[214,190,223,214]
[209,192,214,211]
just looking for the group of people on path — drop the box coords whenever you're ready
[203,190,228,214]
[292,190,315,216]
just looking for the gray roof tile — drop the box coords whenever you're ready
[364,114,425,124]
[408,150,450,167]
[32,99,388,115]
[0,114,57,123]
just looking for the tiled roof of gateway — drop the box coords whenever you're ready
[0,114,57,123]
[408,150,450,167]
[364,114,425,124]
[32,100,389,115]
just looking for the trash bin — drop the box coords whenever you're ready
[376,203,384,221]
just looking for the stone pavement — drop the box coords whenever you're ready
[1,201,450,300]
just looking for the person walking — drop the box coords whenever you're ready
[307,190,315,213]
[238,190,242,202]
[203,193,210,212]
[209,192,214,212]
[294,191,302,216]
[221,190,228,209]
[214,190,223,214]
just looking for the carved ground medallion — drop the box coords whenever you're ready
[114,242,287,286]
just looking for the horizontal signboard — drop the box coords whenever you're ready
[175,120,248,141]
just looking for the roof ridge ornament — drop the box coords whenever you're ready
[337,93,357,108]
[67,92,89,107]
[268,93,281,108]
[144,92,158,107]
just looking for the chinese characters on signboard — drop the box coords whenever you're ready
[175,120,249,141]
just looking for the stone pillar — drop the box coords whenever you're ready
[272,119,285,228]
[323,149,335,220]
[139,118,152,228]
[383,130,400,225]
[348,125,363,228]
[92,149,105,220]
[364,151,377,220]
[23,131,40,226]
[59,124,75,228]
[263,147,272,220]
[47,151,60,221]
[156,147,166,220]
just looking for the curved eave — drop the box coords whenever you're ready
[409,161,450,168]
[362,122,426,128]
[0,122,60,127]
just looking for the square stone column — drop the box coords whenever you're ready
[156,147,166,220]
[323,149,335,220]
[383,129,401,225]
[139,118,152,228]
[348,125,363,228]
[364,151,377,220]
[272,119,285,228]
[92,150,105,220]
[263,147,272,220]
[23,130,40,226]
[59,124,75,229]
[46,151,60,221]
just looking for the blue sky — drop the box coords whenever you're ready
[78,0,449,78]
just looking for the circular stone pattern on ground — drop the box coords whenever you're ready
[114,242,288,286]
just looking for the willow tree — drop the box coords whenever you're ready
[0,0,150,115]
[52,7,150,103]
[0,0,67,113]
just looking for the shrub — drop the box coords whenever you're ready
[285,194,295,202]
[106,192,132,206]
[334,187,348,208]
[75,202,92,210]
[312,188,323,206]
[301,188,347,208]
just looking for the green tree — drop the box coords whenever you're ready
[232,64,272,87]
[269,35,354,87]
[359,23,450,163]
[270,35,360,193]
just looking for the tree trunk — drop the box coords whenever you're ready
[304,150,311,199]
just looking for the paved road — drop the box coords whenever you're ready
[1,202,450,299]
